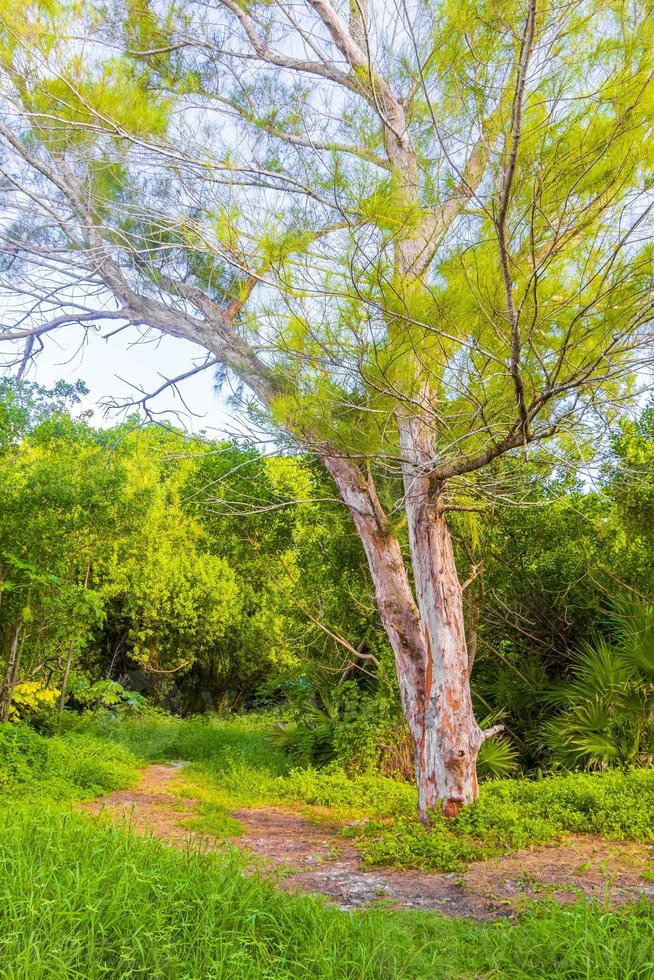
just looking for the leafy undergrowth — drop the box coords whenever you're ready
[2,805,654,980]
[0,723,139,804]
[2,715,654,977]
[350,771,654,872]
[81,714,654,872]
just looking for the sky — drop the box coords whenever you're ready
[4,322,241,437]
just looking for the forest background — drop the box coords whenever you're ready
[3,375,653,779]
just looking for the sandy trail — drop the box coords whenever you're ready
[81,764,654,919]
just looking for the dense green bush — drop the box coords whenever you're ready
[0,723,138,802]
[66,676,150,717]
[0,724,48,788]
[267,678,347,768]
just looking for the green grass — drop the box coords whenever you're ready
[0,807,429,979]
[1,804,653,979]
[81,713,654,872]
[0,723,139,803]
[2,714,654,977]
[180,802,246,839]
[67,711,284,770]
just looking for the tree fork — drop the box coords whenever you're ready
[322,446,498,821]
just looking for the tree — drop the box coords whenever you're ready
[180,443,380,704]
[0,414,119,719]
[0,388,376,716]
[94,426,243,692]
[0,378,88,453]
[1,0,654,818]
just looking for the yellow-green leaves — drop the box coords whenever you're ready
[0,0,61,61]
[29,58,172,146]
[359,175,424,235]
[259,225,321,268]
[10,681,60,722]
[124,0,171,56]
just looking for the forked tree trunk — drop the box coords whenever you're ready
[321,456,425,720]
[399,417,487,818]
[323,433,494,822]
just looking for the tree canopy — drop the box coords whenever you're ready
[1,0,652,481]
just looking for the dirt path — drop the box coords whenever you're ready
[81,764,213,848]
[81,764,654,919]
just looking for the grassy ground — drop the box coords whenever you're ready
[2,715,654,978]
[0,722,139,803]
[78,713,654,872]
[2,804,654,979]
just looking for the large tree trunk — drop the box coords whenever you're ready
[321,456,425,721]
[323,448,491,822]
[399,416,486,818]
[406,509,484,818]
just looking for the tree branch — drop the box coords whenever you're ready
[495,0,537,441]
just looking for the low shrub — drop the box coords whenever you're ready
[269,677,519,784]
[0,722,138,803]
[353,769,654,871]
[0,724,48,789]
[542,602,654,770]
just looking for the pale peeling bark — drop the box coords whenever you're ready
[304,0,497,817]
[398,418,486,819]
[303,6,487,807]
[321,455,425,716]
[323,445,492,821]
[407,504,484,818]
